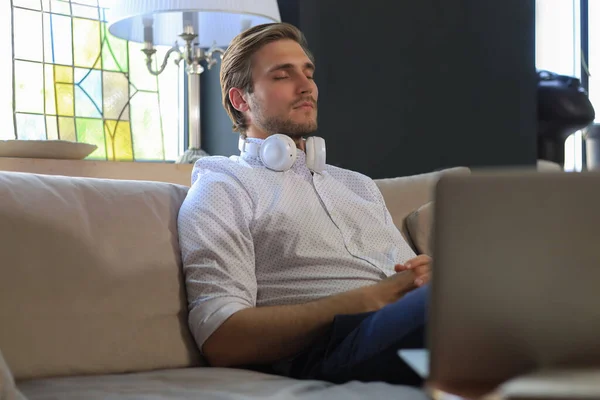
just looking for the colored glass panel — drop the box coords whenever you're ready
[14,8,43,62]
[98,6,107,22]
[71,3,99,20]
[55,83,74,116]
[44,64,56,115]
[75,68,102,118]
[46,116,59,140]
[54,65,73,83]
[48,0,71,15]
[13,0,41,11]
[16,113,46,140]
[43,13,73,65]
[76,117,105,159]
[130,90,164,160]
[101,23,128,72]
[74,86,101,117]
[93,54,102,70]
[58,116,76,141]
[105,120,133,161]
[73,18,100,68]
[15,61,44,114]
[103,71,129,120]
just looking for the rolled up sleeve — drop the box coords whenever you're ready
[177,170,256,353]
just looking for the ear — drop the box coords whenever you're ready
[229,88,250,112]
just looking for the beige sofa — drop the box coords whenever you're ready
[0,157,547,400]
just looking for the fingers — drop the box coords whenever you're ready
[415,273,430,287]
[406,254,432,268]
[394,264,406,272]
[394,254,432,287]
[392,267,430,286]
[395,254,432,271]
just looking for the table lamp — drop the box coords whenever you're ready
[107,0,281,163]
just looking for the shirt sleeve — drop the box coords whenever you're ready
[177,170,256,353]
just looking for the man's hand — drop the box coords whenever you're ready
[395,254,432,287]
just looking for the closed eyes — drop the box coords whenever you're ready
[273,75,314,81]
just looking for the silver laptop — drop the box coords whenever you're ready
[401,170,600,398]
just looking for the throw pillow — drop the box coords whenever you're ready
[406,201,435,256]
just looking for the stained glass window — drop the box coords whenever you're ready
[0,0,183,161]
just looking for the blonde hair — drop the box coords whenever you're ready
[220,23,314,135]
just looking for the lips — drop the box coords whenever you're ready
[294,101,315,109]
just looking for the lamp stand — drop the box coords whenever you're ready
[177,71,210,163]
[140,24,224,164]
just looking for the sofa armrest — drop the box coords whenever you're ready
[0,350,27,400]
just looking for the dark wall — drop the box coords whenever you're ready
[201,0,537,178]
[200,64,238,157]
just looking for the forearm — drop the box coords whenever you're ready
[203,273,414,367]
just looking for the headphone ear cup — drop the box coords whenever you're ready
[305,136,326,173]
[305,137,315,170]
[259,134,297,171]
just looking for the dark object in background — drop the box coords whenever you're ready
[537,70,596,165]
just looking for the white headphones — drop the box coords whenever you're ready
[238,134,326,173]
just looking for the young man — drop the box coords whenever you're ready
[178,22,431,386]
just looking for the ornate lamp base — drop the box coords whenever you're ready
[176,147,210,164]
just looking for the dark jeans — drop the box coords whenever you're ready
[269,285,429,386]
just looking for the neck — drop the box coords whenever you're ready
[245,126,305,151]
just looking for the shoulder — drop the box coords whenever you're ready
[324,164,377,187]
[191,156,249,184]
[324,164,382,200]
[184,156,256,208]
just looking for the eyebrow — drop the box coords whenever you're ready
[267,62,315,74]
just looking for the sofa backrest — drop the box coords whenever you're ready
[374,167,471,250]
[0,171,202,381]
[0,158,470,253]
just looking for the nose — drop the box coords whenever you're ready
[297,75,314,95]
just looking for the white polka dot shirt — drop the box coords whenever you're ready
[178,138,416,352]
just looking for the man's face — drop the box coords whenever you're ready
[245,39,318,138]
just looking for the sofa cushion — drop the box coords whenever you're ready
[0,172,201,380]
[405,201,435,256]
[17,367,430,400]
[374,167,470,251]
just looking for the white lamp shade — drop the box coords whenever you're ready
[107,0,281,47]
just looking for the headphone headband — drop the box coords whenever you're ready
[238,137,260,158]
